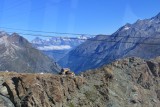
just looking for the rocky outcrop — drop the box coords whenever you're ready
[105,57,160,106]
[0,71,109,107]
[0,57,159,107]
[0,72,86,107]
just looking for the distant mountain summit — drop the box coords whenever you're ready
[32,35,89,50]
[0,31,60,73]
[153,12,160,19]
[59,12,160,73]
[31,35,91,61]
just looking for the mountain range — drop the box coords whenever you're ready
[31,35,90,61]
[0,31,60,73]
[59,12,160,73]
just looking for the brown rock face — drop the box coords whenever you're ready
[0,57,159,107]
[0,73,85,107]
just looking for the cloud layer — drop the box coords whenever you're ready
[37,45,72,51]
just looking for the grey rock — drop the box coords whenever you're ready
[0,95,15,107]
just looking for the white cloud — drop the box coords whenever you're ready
[37,45,72,50]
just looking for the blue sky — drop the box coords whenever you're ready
[0,0,160,41]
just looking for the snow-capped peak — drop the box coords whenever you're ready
[31,35,92,51]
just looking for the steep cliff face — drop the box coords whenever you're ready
[0,57,159,107]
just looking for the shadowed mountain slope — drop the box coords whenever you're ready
[59,12,160,73]
[0,32,60,73]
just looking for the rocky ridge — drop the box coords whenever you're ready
[0,57,159,107]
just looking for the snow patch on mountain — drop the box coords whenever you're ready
[124,26,130,30]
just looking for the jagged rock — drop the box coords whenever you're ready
[0,95,15,107]
[0,57,159,107]
[156,90,160,101]
[0,86,8,95]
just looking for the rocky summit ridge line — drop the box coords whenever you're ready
[0,57,159,107]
